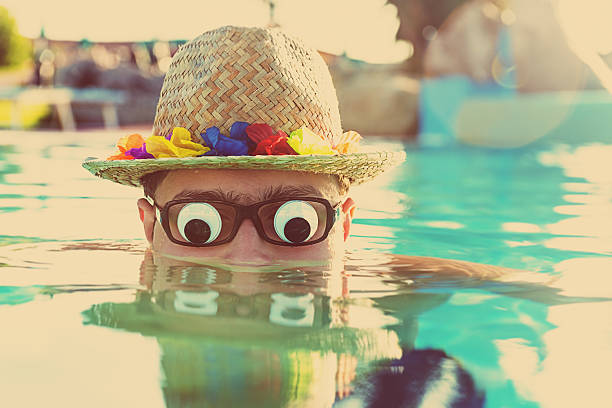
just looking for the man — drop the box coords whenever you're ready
[83,25,517,278]
[83,25,405,267]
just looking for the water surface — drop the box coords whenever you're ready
[1,130,611,407]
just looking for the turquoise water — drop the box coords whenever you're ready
[1,130,611,407]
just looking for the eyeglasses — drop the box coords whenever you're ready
[147,196,341,247]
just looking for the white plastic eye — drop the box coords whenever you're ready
[274,200,318,243]
[177,203,222,244]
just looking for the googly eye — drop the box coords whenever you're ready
[273,200,318,243]
[177,203,222,244]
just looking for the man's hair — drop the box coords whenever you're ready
[141,171,170,199]
[337,176,350,196]
[141,171,349,200]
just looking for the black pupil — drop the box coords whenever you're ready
[284,218,310,243]
[184,219,211,243]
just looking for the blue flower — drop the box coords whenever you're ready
[231,121,257,152]
[200,125,249,156]
[230,121,250,141]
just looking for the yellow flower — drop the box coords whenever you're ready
[145,127,210,158]
[287,127,336,155]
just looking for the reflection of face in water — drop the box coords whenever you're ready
[83,251,483,407]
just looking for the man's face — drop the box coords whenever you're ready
[138,169,354,266]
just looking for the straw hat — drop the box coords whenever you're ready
[82,25,405,187]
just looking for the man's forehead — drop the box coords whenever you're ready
[156,169,341,203]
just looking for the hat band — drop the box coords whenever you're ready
[107,121,362,161]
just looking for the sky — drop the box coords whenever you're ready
[1,0,413,64]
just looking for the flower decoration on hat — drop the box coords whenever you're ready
[107,134,147,161]
[106,122,361,161]
[145,127,210,158]
[244,123,296,155]
[287,128,336,155]
[334,131,362,154]
[201,124,249,156]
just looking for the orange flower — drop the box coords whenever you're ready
[107,151,135,160]
[334,131,362,154]
[107,134,146,160]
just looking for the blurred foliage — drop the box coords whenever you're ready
[388,0,468,73]
[0,7,32,69]
[0,101,50,129]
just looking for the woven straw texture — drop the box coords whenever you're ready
[153,26,342,145]
[83,151,406,187]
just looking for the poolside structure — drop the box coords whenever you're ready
[0,86,125,130]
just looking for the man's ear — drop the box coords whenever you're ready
[341,197,356,242]
[137,198,155,244]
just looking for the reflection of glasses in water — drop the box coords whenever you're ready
[171,291,318,327]
[148,197,341,247]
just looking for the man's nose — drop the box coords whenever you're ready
[223,218,271,262]
[233,218,261,242]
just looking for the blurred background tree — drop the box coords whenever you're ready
[389,0,468,73]
[0,6,31,69]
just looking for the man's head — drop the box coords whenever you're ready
[137,168,355,265]
[83,26,404,265]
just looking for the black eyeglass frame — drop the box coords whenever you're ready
[149,196,342,247]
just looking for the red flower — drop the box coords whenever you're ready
[246,123,296,155]
[252,131,297,155]
[245,123,276,145]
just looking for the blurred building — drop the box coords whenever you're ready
[22,33,186,127]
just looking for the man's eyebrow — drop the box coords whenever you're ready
[259,185,324,201]
[172,189,249,202]
[171,185,323,203]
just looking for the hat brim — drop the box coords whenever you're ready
[82,151,406,187]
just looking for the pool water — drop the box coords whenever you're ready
[1,130,611,407]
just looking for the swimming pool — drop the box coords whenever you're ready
[1,129,610,407]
